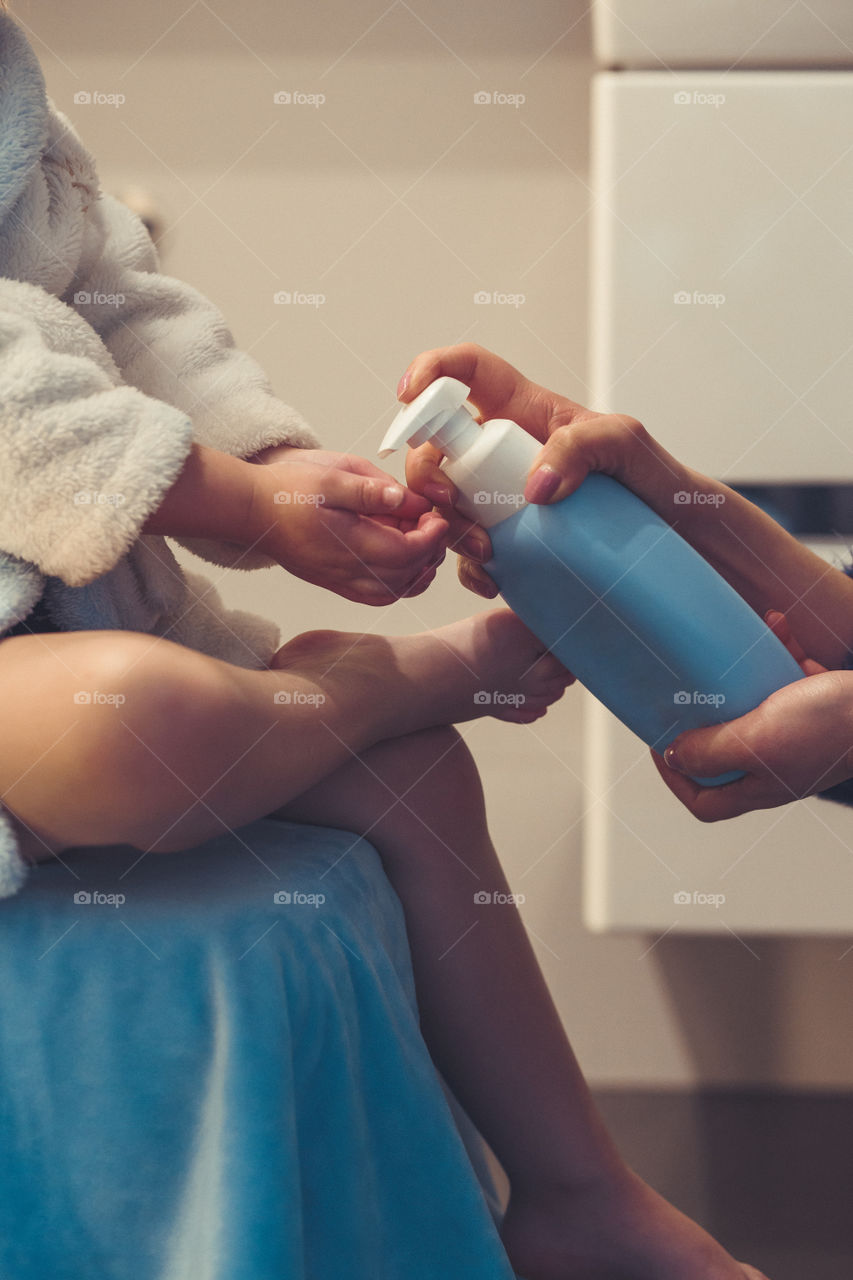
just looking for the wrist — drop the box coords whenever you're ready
[142,444,259,546]
[246,442,302,465]
[245,462,291,561]
[668,467,732,534]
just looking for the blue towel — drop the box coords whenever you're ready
[0,819,516,1280]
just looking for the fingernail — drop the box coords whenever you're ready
[383,485,404,508]
[396,371,411,398]
[424,481,452,505]
[664,744,682,772]
[461,534,490,562]
[525,465,561,504]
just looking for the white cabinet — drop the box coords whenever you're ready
[585,64,853,933]
[594,1,853,68]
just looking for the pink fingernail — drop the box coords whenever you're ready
[424,482,452,505]
[461,534,490,562]
[397,371,411,398]
[664,744,681,771]
[525,465,561,504]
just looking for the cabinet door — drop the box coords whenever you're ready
[585,72,853,934]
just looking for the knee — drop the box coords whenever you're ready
[394,725,485,809]
[73,632,230,743]
[70,634,239,845]
[0,631,243,854]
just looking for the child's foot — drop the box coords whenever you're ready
[500,1170,770,1280]
[427,607,574,725]
[270,609,572,738]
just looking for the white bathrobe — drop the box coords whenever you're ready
[0,14,321,894]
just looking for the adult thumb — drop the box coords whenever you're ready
[663,714,755,782]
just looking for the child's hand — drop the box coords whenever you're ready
[397,343,689,598]
[249,447,449,605]
[655,611,853,819]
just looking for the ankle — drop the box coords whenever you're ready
[508,1155,634,1211]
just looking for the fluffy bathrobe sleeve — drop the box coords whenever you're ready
[0,276,194,591]
[67,190,320,570]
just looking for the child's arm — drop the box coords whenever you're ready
[69,192,320,571]
[0,275,443,608]
[143,442,449,605]
[74,195,317,457]
[0,277,193,587]
[73,192,446,595]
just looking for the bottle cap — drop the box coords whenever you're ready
[378,377,481,459]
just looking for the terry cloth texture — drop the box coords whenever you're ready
[0,11,321,893]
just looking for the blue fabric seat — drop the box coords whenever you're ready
[0,818,516,1280]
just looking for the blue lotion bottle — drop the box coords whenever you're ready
[379,377,803,786]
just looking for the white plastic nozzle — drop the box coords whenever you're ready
[378,377,481,459]
[378,374,541,529]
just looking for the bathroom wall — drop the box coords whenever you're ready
[24,0,853,1088]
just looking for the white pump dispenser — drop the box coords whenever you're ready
[378,372,805,787]
[379,376,540,529]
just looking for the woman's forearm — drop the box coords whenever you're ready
[676,467,853,669]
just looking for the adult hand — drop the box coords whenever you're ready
[656,612,853,819]
[396,343,687,598]
[249,446,448,605]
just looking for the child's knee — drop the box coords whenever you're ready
[61,632,228,753]
[385,725,483,805]
[3,631,239,850]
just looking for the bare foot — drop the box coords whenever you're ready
[270,608,573,738]
[500,1170,770,1280]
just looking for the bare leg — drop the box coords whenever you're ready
[0,620,765,1276]
[0,609,565,857]
[276,730,766,1280]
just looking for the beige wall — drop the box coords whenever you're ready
[24,0,853,1087]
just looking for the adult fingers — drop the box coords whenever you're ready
[397,342,591,442]
[403,443,493,562]
[457,555,500,599]
[523,414,664,505]
[405,441,458,506]
[650,751,769,821]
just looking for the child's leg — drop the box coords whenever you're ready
[0,626,417,858]
[276,728,765,1280]
[0,609,563,860]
